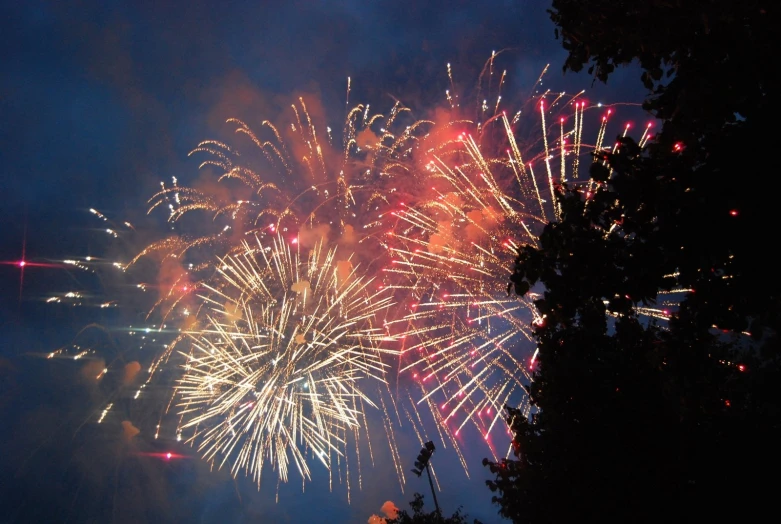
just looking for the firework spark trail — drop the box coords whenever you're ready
[122,88,642,475]
[173,234,399,487]
[118,100,444,363]
[378,83,652,453]
[109,92,454,495]
[77,52,659,494]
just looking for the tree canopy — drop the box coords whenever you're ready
[384,493,482,524]
[548,0,778,336]
[484,2,780,522]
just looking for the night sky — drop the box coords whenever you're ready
[0,2,646,522]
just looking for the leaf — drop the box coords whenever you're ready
[512,280,530,297]
[590,162,611,182]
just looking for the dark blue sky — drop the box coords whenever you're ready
[0,1,647,522]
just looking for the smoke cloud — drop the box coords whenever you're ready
[123,361,142,385]
[80,358,107,382]
[368,500,399,523]
[122,420,141,440]
[298,224,331,248]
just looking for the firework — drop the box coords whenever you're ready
[172,233,398,487]
[116,92,448,494]
[379,74,651,458]
[81,52,655,490]
[131,97,438,319]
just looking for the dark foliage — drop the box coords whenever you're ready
[385,493,482,524]
[484,2,780,522]
[547,0,779,332]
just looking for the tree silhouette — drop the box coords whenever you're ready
[384,493,482,524]
[548,0,778,340]
[485,2,780,522]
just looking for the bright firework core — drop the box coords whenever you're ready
[175,234,397,484]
